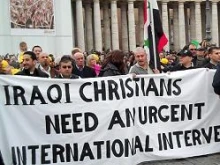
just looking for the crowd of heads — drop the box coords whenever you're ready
[0,40,220,77]
[159,43,220,72]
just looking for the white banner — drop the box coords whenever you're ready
[0,68,220,165]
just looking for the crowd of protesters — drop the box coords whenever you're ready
[1,41,220,164]
[0,41,220,95]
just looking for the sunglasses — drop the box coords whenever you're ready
[190,49,197,51]
[62,66,72,69]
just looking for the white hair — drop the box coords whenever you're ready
[135,47,146,54]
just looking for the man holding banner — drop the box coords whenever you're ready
[213,64,220,95]
[129,47,159,75]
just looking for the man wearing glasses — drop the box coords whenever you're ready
[56,55,79,79]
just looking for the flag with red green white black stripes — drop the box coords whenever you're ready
[144,0,168,70]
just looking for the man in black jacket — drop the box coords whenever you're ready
[72,52,96,78]
[15,51,48,78]
[165,49,195,72]
[203,47,220,69]
[213,64,220,95]
[56,55,79,79]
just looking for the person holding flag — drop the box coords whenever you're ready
[144,0,168,71]
[129,47,160,75]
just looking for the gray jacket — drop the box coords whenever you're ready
[129,63,153,75]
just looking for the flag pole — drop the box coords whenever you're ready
[149,0,158,69]
[143,0,150,63]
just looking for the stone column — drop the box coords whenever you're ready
[201,5,206,39]
[162,1,169,51]
[93,0,102,51]
[212,1,219,46]
[128,0,136,51]
[111,0,119,50]
[121,2,128,51]
[138,2,144,47]
[178,2,186,48]
[76,0,85,51]
[85,2,94,52]
[173,4,179,50]
[195,1,202,43]
[103,1,111,50]
[190,3,196,40]
[184,5,189,43]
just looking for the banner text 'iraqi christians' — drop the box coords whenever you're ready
[3,77,182,105]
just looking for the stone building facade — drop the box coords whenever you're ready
[72,0,220,52]
[0,0,219,55]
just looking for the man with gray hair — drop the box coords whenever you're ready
[72,52,96,78]
[129,47,159,75]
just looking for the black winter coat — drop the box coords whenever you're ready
[15,68,49,78]
[99,63,123,77]
[213,64,220,95]
[72,65,96,78]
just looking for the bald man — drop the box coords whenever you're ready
[38,52,57,78]
[72,52,96,78]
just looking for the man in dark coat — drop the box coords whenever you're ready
[213,64,220,95]
[15,51,48,78]
[195,47,208,67]
[72,52,96,78]
[166,49,195,72]
[203,47,220,69]
[56,55,79,79]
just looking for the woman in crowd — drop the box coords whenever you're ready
[86,54,101,76]
[99,50,126,77]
